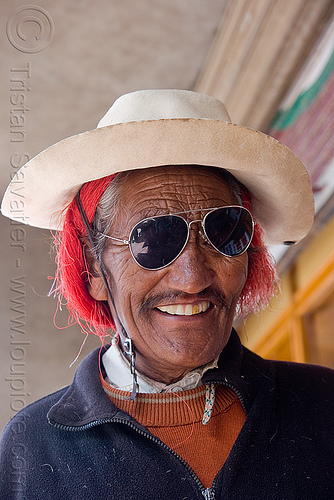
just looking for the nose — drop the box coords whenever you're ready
[165,227,214,294]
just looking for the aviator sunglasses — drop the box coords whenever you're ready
[101,206,254,271]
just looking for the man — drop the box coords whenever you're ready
[1,90,333,499]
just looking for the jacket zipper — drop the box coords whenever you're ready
[113,417,215,499]
[52,416,214,498]
[213,379,248,413]
[50,379,248,498]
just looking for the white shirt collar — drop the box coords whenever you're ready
[102,343,219,393]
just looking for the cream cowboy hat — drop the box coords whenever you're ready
[1,89,314,245]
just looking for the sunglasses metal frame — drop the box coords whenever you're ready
[100,206,254,270]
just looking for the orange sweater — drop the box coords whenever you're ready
[102,379,246,488]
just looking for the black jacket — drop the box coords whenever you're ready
[1,331,333,499]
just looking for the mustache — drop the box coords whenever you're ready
[139,288,229,316]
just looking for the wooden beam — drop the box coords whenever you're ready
[195,0,333,130]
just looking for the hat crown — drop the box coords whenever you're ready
[97,89,231,128]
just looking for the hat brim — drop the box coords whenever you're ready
[1,118,314,244]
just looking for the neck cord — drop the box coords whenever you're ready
[76,188,138,400]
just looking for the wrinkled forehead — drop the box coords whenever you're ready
[115,165,243,215]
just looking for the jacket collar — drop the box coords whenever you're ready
[47,329,270,430]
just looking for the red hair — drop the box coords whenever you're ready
[53,175,117,338]
[237,190,279,318]
[53,174,278,337]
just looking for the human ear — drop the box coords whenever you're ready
[85,244,108,301]
[88,273,108,301]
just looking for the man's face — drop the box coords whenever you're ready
[97,166,248,383]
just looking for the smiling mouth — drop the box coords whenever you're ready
[156,301,211,316]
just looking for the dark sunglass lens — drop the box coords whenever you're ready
[129,215,188,269]
[205,207,253,256]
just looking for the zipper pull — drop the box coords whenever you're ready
[203,487,215,499]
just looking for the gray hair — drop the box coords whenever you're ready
[91,171,130,260]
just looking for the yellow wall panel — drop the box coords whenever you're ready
[295,215,334,290]
[241,214,334,364]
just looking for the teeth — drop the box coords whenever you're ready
[184,304,192,316]
[193,304,200,314]
[176,304,184,315]
[157,301,210,316]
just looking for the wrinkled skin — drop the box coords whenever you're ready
[89,166,248,384]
